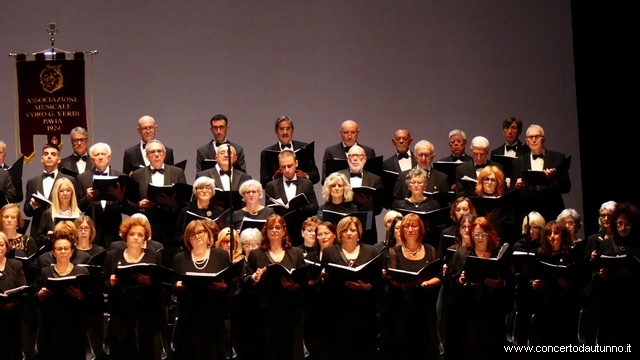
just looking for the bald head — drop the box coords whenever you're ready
[340,120,360,147]
[392,129,412,154]
[137,115,157,143]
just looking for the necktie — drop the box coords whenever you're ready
[397,152,409,160]
[532,153,544,160]
[219,169,231,177]
[151,168,164,175]
[350,172,362,178]
[285,179,297,186]
[43,172,55,179]
[73,154,88,162]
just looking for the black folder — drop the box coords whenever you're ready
[387,258,443,283]
[324,252,383,284]
[115,263,174,287]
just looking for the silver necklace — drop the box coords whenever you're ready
[403,243,422,256]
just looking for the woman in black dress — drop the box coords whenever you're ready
[37,231,90,360]
[386,213,442,359]
[321,216,380,360]
[298,216,320,258]
[391,168,440,213]
[243,214,306,360]
[73,216,105,257]
[104,216,164,360]
[0,232,28,360]
[36,178,82,246]
[318,172,358,215]
[437,197,477,261]
[232,180,275,228]
[443,216,513,359]
[556,208,585,260]
[175,176,225,244]
[1,204,37,281]
[529,221,581,351]
[173,219,231,360]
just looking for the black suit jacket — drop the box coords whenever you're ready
[339,169,383,245]
[454,160,503,198]
[195,168,252,191]
[490,141,530,158]
[76,167,129,247]
[393,167,450,201]
[0,169,17,204]
[195,140,246,173]
[123,143,175,176]
[59,154,95,175]
[129,165,187,245]
[260,140,320,187]
[322,143,376,181]
[23,172,78,238]
[438,153,471,163]
[509,149,570,222]
[382,153,417,174]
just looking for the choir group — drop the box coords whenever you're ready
[0,115,637,360]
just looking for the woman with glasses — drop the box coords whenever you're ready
[443,217,513,359]
[557,208,585,259]
[592,202,640,348]
[243,214,306,360]
[438,197,477,261]
[217,227,243,263]
[172,220,231,360]
[175,177,225,245]
[104,216,164,360]
[298,216,320,258]
[36,178,81,246]
[37,231,90,360]
[0,232,27,360]
[239,228,262,260]
[474,166,519,244]
[318,172,358,215]
[386,213,442,359]
[586,201,616,262]
[391,168,440,213]
[232,180,275,229]
[73,216,104,257]
[322,216,380,360]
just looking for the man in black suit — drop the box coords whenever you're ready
[383,129,416,174]
[76,142,129,247]
[265,150,319,246]
[455,136,503,198]
[0,168,16,205]
[438,129,471,163]
[393,140,449,201]
[195,144,251,191]
[322,120,376,182]
[0,140,23,203]
[260,116,320,187]
[23,143,78,238]
[129,140,187,246]
[59,127,95,175]
[195,114,246,173]
[123,115,175,176]
[338,145,383,244]
[510,124,571,222]
[490,118,530,188]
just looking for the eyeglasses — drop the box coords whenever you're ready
[77,227,91,233]
[472,232,489,238]
[71,138,88,144]
[196,186,213,191]
[277,127,292,132]
[409,181,425,186]
[317,232,334,238]
[449,139,465,144]
[599,213,611,219]
[54,247,72,252]
[616,221,632,229]
[147,149,164,155]
[347,154,366,160]
[189,230,207,240]
[268,225,283,231]
[415,152,433,158]
[211,125,227,131]
[526,135,544,141]
[244,190,258,195]
[139,126,156,132]
[530,227,541,233]
[303,228,316,234]
[482,178,497,183]
[242,243,260,249]
[563,220,576,227]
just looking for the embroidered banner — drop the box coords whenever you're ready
[15,53,87,162]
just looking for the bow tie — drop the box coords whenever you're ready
[397,152,410,160]
[72,154,88,162]
[43,172,55,179]
[532,153,545,160]
[142,142,147,149]
[452,155,466,162]
[343,146,352,153]
[285,179,298,186]
[219,169,231,177]
[151,168,164,175]
[215,141,229,148]
[505,144,518,152]
[95,170,109,176]
[350,172,362,178]
[474,163,485,169]
[281,143,292,150]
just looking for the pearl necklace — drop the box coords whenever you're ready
[191,248,211,270]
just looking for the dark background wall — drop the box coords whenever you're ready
[1,1,584,237]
